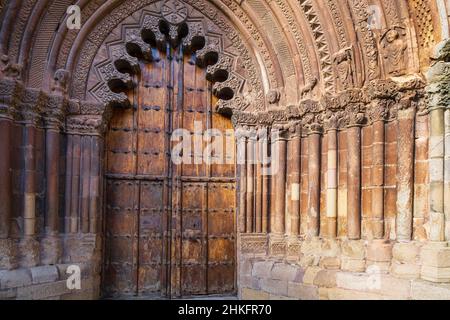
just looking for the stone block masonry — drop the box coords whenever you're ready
[239,238,450,300]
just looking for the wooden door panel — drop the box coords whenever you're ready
[208,265,235,294]
[104,180,139,296]
[104,42,236,298]
[181,264,207,295]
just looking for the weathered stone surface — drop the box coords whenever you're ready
[16,280,74,300]
[319,257,341,270]
[252,261,274,278]
[271,263,299,281]
[313,270,338,288]
[40,237,63,266]
[260,278,288,296]
[0,269,32,289]
[239,275,261,290]
[239,259,253,276]
[377,275,412,299]
[421,246,450,267]
[30,265,59,284]
[303,266,321,285]
[301,238,322,255]
[0,288,17,299]
[341,257,366,272]
[287,282,319,300]
[0,239,18,270]
[421,265,450,282]
[320,239,340,257]
[336,272,370,291]
[18,238,40,268]
[390,261,421,279]
[341,240,365,259]
[326,288,389,300]
[367,240,392,262]
[411,280,450,300]
[241,288,269,300]
[393,242,420,263]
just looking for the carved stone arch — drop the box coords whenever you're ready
[90,10,246,115]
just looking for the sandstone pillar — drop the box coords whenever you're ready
[65,110,107,236]
[19,89,42,267]
[0,104,15,269]
[261,128,270,233]
[429,107,446,241]
[307,126,321,238]
[425,43,449,242]
[347,125,362,240]
[254,128,263,233]
[287,123,301,236]
[396,103,416,241]
[271,125,287,234]
[445,109,450,240]
[246,129,256,233]
[0,116,13,239]
[371,116,385,239]
[325,121,338,239]
[40,97,65,265]
[236,127,247,233]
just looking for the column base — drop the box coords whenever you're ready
[269,233,287,257]
[239,233,268,256]
[286,236,301,261]
[0,238,18,270]
[40,236,63,265]
[18,237,40,268]
[367,239,392,263]
[420,241,450,283]
[366,239,392,274]
[341,239,366,272]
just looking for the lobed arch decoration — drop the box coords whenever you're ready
[90,6,246,116]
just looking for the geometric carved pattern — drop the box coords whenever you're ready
[92,12,244,111]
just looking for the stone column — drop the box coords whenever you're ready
[0,80,16,269]
[272,125,287,235]
[325,116,338,239]
[347,120,362,240]
[396,98,416,241]
[287,123,301,236]
[307,124,322,238]
[41,95,65,264]
[421,42,450,283]
[65,106,107,236]
[63,107,107,262]
[236,127,247,233]
[370,101,387,239]
[254,128,263,233]
[429,106,445,241]
[246,128,256,233]
[19,89,43,267]
[426,52,449,242]
[445,108,450,241]
[260,128,270,233]
[0,116,12,240]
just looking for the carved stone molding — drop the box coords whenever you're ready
[240,233,268,255]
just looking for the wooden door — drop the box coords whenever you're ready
[102,45,236,298]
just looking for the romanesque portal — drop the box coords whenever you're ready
[1,0,450,300]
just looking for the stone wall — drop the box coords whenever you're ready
[238,237,450,300]
[0,234,102,300]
